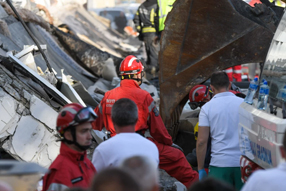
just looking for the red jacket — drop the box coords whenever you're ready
[93,80,172,146]
[42,143,96,191]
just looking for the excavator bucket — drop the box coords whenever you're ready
[159,0,281,138]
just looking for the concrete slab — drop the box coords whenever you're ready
[12,116,46,162]
[0,89,19,139]
[30,95,57,130]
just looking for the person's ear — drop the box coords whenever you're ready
[280,146,286,159]
[64,130,73,141]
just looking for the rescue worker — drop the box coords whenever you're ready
[133,0,159,73]
[93,55,199,188]
[157,0,176,36]
[43,103,97,191]
[225,65,242,82]
[186,85,212,172]
[114,12,127,34]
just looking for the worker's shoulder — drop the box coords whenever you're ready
[102,87,118,99]
[229,94,244,104]
[132,87,153,99]
[49,155,73,172]
[140,88,154,98]
[142,0,158,7]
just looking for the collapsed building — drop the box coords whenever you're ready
[0,1,167,190]
[0,0,143,166]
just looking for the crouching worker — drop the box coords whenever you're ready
[43,103,97,191]
[93,55,198,188]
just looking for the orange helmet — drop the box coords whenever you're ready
[119,55,144,76]
[56,103,97,135]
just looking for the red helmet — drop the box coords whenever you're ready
[119,55,144,75]
[189,85,211,103]
[56,103,97,135]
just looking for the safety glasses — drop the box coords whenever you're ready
[189,102,207,110]
[73,107,97,125]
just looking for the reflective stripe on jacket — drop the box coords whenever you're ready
[133,0,158,34]
[269,0,286,7]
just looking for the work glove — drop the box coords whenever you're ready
[171,143,184,152]
[198,169,207,180]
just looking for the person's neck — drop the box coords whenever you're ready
[115,125,135,134]
[64,142,84,153]
[214,88,228,95]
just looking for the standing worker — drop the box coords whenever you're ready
[114,12,127,34]
[43,103,97,191]
[93,55,198,188]
[196,71,244,190]
[134,0,159,73]
[225,65,242,82]
[157,0,176,37]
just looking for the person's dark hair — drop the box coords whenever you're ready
[111,98,138,127]
[188,177,235,191]
[90,168,141,191]
[210,71,230,90]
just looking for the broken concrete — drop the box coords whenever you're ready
[0,64,59,167]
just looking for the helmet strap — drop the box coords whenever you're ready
[131,75,142,85]
[121,74,142,85]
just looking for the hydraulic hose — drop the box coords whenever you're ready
[5,0,54,73]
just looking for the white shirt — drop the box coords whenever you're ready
[92,133,159,172]
[241,162,286,191]
[199,92,243,167]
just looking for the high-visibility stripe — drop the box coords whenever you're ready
[269,0,285,7]
[233,70,242,73]
[142,27,156,33]
[159,14,167,19]
[98,103,102,114]
[47,183,68,191]
[158,0,164,18]
[150,8,155,25]
[225,69,233,73]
